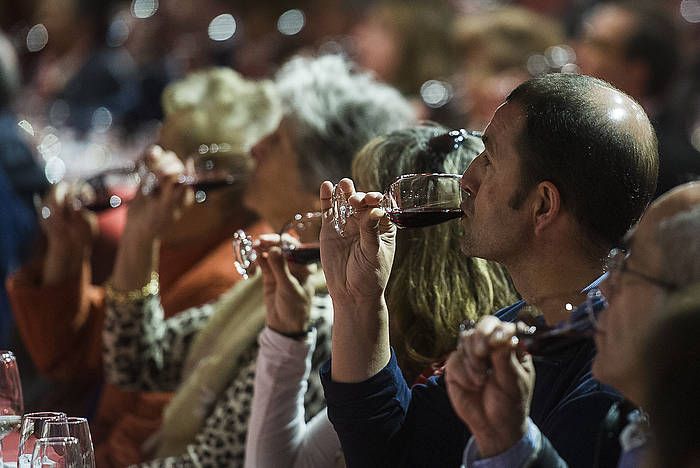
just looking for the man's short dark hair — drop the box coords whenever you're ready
[507,73,658,251]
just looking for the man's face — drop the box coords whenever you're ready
[459,101,532,264]
[244,118,310,229]
[593,208,667,397]
[577,5,644,99]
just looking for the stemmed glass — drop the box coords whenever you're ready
[17,413,67,468]
[29,437,80,468]
[332,173,464,237]
[0,351,23,467]
[41,418,94,468]
[515,289,606,356]
[457,289,606,357]
[71,154,241,212]
[233,212,323,279]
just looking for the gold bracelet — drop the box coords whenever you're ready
[104,271,160,305]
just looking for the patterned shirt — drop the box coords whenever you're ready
[104,294,331,467]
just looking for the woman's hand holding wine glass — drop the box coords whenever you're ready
[38,183,98,287]
[123,145,192,241]
[257,234,315,337]
[109,145,191,294]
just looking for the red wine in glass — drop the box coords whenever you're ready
[332,173,464,236]
[78,169,237,212]
[386,208,462,228]
[283,243,321,264]
[516,289,606,356]
[189,178,236,192]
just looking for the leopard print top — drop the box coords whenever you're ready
[103,295,331,467]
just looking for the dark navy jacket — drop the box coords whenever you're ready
[321,300,621,468]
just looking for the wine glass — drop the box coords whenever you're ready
[71,154,242,212]
[29,437,80,468]
[0,351,23,467]
[332,173,464,237]
[17,413,67,468]
[41,418,94,468]
[515,289,607,356]
[233,212,323,279]
[178,154,242,204]
[73,165,141,212]
[457,289,607,357]
[279,212,322,265]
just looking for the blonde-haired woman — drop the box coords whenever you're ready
[8,67,279,467]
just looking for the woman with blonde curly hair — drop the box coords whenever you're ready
[8,67,280,467]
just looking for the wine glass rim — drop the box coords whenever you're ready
[64,417,88,424]
[35,436,79,442]
[279,211,323,234]
[394,173,463,181]
[22,411,67,420]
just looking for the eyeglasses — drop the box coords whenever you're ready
[605,248,677,291]
[416,129,483,173]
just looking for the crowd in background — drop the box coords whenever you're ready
[0,0,698,467]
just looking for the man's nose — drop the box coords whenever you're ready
[460,155,483,197]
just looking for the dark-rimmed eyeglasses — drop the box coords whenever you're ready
[605,248,677,291]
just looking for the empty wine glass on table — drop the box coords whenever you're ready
[0,351,23,467]
[233,212,323,279]
[17,413,67,468]
[41,419,94,468]
[332,173,464,237]
[30,437,80,468]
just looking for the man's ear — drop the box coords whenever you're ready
[532,181,561,235]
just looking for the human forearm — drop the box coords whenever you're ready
[463,418,568,468]
[245,327,316,468]
[42,241,88,286]
[110,222,160,292]
[329,296,390,383]
[321,351,411,467]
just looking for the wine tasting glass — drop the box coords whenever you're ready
[17,413,67,468]
[515,289,607,356]
[73,165,141,212]
[178,154,241,204]
[0,351,23,467]
[72,154,241,212]
[30,437,80,468]
[279,212,322,265]
[41,418,94,468]
[332,173,463,237]
[233,212,323,279]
